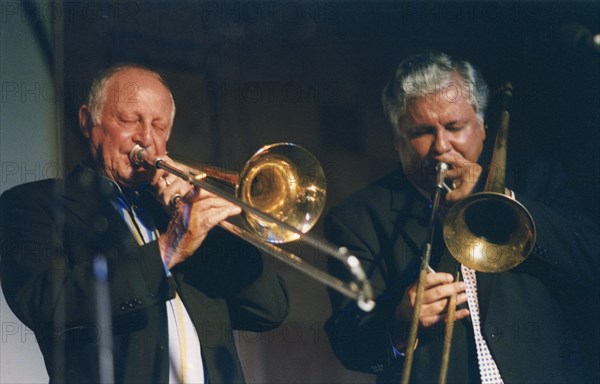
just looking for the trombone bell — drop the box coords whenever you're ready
[238,143,326,243]
[443,192,536,273]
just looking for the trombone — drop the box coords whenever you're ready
[129,142,375,312]
[401,83,536,383]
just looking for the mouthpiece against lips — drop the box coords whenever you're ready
[129,145,149,167]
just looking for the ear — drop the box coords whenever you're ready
[78,105,94,139]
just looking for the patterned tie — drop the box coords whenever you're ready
[461,264,504,384]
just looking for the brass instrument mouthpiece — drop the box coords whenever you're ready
[129,144,149,166]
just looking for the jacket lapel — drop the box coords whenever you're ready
[390,171,433,278]
[62,165,139,248]
[173,272,243,383]
[474,269,498,324]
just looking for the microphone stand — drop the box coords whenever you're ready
[94,254,115,384]
[400,162,447,384]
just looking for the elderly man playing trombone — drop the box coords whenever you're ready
[324,52,599,383]
[0,64,288,383]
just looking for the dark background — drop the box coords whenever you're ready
[28,1,600,382]
[59,1,600,219]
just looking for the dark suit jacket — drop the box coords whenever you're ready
[0,166,289,383]
[324,159,599,383]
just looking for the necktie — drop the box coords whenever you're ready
[461,264,504,384]
[113,190,158,245]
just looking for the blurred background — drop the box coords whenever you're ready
[1,1,598,383]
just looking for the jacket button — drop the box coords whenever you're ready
[489,329,503,340]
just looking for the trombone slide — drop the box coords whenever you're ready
[129,144,375,311]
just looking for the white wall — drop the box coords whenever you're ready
[1,2,59,382]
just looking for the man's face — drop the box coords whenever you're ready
[81,68,174,188]
[395,85,485,193]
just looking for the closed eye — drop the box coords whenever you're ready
[407,125,434,139]
[152,119,168,132]
[446,125,464,132]
[117,114,139,124]
[445,120,467,132]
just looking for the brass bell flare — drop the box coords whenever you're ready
[238,143,326,243]
[443,192,536,273]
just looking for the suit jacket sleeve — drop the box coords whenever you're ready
[1,179,289,336]
[0,181,172,337]
[175,226,289,332]
[510,159,600,293]
[323,189,404,375]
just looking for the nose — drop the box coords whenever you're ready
[431,128,451,156]
[133,121,153,148]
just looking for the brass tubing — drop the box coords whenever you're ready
[129,143,375,311]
